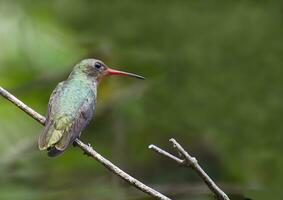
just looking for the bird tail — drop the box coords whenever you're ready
[38,118,73,157]
[38,120,64,150]
[47,134,77,157]
[47,147,64,157]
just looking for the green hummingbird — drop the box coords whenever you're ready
[38,59,144,157]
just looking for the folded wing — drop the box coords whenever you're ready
[38,82,95,157]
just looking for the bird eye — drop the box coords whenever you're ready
[94,62,102,69]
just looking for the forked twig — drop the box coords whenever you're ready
[149,139,230,200]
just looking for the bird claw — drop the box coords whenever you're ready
[72,138,80,147]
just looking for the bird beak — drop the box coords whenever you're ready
[106,68,145,80]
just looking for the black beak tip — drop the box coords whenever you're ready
[138,75,146,80]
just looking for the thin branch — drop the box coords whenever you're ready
[149,138,230,200]
[0,86,171,200]
[0,87,45,124]
[148,144,183,165]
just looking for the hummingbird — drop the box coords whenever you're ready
[38,59,144,157]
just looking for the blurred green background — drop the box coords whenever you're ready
[0,0,283,199]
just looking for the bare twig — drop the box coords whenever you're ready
[0,86,171,200]
[0,87,45,124]
[149,138,230,200]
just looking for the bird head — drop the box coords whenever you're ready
[74,59,145,82]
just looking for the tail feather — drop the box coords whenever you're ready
[38,117,74,157]
[54,128,73,151]
[47,134,77,157]
[38,120,63,151]
[38,120,53,150]
[47,147,64,157]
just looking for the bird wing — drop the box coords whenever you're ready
[38,81,95,155]
[54,96,94,151]
[38,82,64,150]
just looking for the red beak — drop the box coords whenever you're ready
[106,68,145,80]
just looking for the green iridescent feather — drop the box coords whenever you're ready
[38,60,97,156]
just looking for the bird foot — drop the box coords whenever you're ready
[72,137,81,147]
[72,142,77,147]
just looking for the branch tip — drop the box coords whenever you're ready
[169,138,176,143]
[150,138,230,200]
